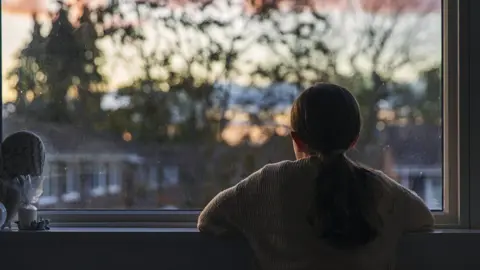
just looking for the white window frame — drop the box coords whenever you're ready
[433,0,468,228]
[163,165,180,187]
[148,165,159,190]
[108,162,122,194]
[66,162,77,194]
[61,162,81,203]
[38,161,59,206]
[90,163,108,197]
[1,0,473,229]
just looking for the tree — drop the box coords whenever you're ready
[243,0,441,165]
[6,14,46,114]
[329,1,440,161]
[101,0,266,142]
[7,1,107,125]
[417,66,441,124]
[41,3,85,122]
[252,8,332,88]
[72,5,108,125]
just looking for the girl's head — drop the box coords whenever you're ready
[290,83,380,250]
[290,83,360,159]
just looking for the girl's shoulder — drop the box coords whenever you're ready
[371,170,411,194]
[237,158,318,189]
[261,158,319,177]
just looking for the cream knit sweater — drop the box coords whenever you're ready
[198,157,434,270]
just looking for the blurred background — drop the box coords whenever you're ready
[1,0,442,210]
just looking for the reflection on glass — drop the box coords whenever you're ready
[2,0,442,210]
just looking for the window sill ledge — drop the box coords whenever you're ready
[1,228,478,270]
[4,227,480,233]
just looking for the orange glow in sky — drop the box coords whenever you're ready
[2,0,441,16]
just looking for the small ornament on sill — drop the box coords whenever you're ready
[15,218,50,231]
[0,131,47,231]
[18,203,38,228]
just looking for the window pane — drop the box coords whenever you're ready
[1,0,442,210]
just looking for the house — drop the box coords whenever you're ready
[2,115,160,208]
[2,110,296,209]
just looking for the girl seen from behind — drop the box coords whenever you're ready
[198,83,434,270]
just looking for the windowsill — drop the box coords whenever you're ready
[34,227,200,232]
[2,227,480,270]
[5,227,480,233]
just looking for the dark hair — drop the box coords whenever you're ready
[290,83,380,249]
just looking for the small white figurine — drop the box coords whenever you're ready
[17,175,44,228]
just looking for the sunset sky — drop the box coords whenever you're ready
[1,0,442,102]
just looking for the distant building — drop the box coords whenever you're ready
[381,122,442,209]
[3,115,157,208]
[2,111,295,209]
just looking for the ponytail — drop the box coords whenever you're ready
[290,83,379,248]
[310,154,379,249]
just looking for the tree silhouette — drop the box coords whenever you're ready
[101,0,265,142]
[418,66,441,124]
[7,14,46,114]
[242,0,441,165]
[328,1,440,161]
[7,1,108,125]
[6,0,441,158]
[42,3,84,122]
[73,5,108,126]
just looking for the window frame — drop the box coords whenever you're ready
[433,0,469,228]
[0,0,471,229]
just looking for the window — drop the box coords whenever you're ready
[62,161,81,203]
[148,165,159,190]
[163,166,180,187]
[1,0,471,228]
[108,162,122,194]
[92,163,108,196]
[39,161,59,206]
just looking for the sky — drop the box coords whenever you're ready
[1,0,442,102]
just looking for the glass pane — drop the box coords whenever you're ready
[1,0,442,210]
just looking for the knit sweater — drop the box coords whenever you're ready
[198,157,434,270]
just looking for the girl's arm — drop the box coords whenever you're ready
[197,185,240,236]
[197,168,263,236]
[402,188,435,232]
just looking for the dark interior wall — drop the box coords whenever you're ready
[1,1,479,270]
[1,230,480,270]
[469,0,480,229]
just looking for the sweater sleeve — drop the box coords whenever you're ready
[197,168,263,236]
[401,187,435,232]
